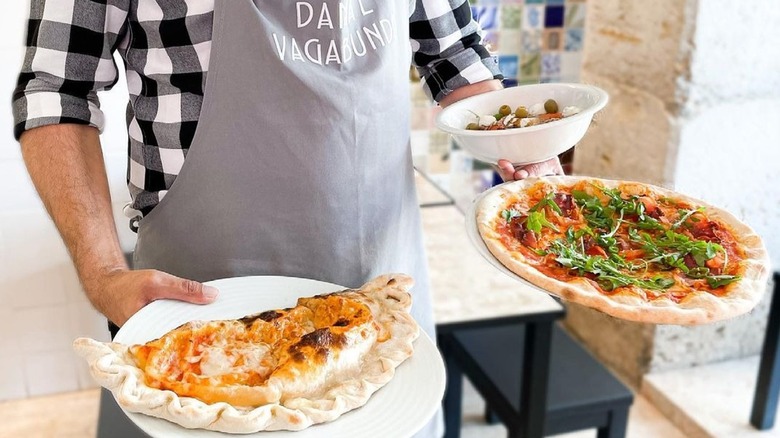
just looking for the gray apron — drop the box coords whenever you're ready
[133,0,440,435]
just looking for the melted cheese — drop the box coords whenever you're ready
[198,344,272,377]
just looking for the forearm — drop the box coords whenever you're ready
[439,79,503,108]
[20,124,127,311]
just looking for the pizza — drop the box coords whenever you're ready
[476,176,770,325]
[73,274,420,433]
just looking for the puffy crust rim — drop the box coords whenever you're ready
[73,274,420,433]
[476,176,771,325]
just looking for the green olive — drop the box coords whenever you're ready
[466,122,480,130]
[514,106,529,118]
[498,105,512,116]
[544,99,559,114]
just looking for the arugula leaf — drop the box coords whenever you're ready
[706,275,740,289]
[572,190,614,231]
[501,209,522,222]
[526,211,559,235]
[597,275,633,291]
[593,185,666,231]
[529,193,563,216]
[630,228,725,276]
[651,276,677,289]
[687,267,710,279]
[547,239,676,291]
[566,226,594,243]
[672,207,704,229]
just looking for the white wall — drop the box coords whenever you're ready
[0,1,137,401]
[674,99,780,271]
[674,0,780,269]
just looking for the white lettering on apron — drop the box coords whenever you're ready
[296,2,313,28]
[276,0,394,65]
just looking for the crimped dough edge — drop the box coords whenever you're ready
[73,274,420,433]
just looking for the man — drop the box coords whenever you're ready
[13,0,561,435]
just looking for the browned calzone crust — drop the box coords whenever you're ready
[477,176,770,325]
[73,274,419,433]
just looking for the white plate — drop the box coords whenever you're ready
[466,186,551,295]
[114,276,445,438]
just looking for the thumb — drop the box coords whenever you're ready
[495,159,518,181]
[151,273,219,305]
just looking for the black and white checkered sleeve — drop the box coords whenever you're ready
[410,0,503,103]
[12,0,129,140]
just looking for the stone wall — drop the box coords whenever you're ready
[564,0,778,385]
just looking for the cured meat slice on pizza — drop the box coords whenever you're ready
[73,274,420,433]
[476,176,770,325]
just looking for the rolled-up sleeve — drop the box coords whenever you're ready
[12,0,129,140]
[410,0,503,103]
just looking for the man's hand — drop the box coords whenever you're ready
[90,269,219,326]
[495,156,564,181]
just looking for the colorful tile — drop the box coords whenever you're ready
[541,52,562,77]
[521,29,542,52]
[564,28,584,51]
[564,3,587,28]
[472,6,499,30]
[542,29,564,50]
[468,0,586,85]
[501,4,523,29]
[522,5,545,29]
[498,54,520,78]
[520,53,541,79]
[499,29,523,54]
[544,5,565,27]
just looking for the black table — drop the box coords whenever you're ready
[415,172,634,438]
[444,323,633,438]
[436,309,566,438]
[97,388,148,437]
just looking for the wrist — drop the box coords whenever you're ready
[80,262,129,296]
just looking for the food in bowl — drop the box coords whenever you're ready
[465,99,582,131]
[435,83,609,165]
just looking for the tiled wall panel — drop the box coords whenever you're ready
[469,0,587,85]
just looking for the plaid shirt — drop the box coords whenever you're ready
[13,0,501,217]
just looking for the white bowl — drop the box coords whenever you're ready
[435,83,608,165]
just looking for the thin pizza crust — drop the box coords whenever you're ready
[73,274,420,433]
[477,176,771,325]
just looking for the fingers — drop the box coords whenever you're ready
[497,157,564,181]
[496,159,517,182]
[144,271,219,305]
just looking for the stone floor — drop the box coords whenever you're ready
[0,378,687,438]
[460,378,685,438]
[643,356,780,438]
